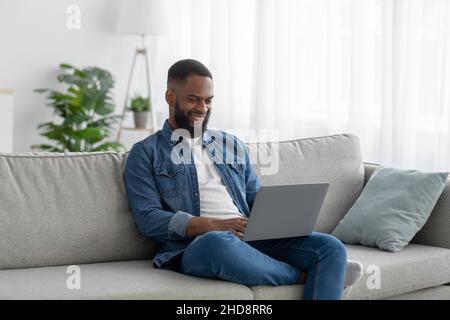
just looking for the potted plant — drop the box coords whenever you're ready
[127,95,151,129]
[32,63,125,152]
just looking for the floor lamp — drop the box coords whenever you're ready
[115,0,168,142]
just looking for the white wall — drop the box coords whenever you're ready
[0,90,14,152]
[0,0,172,152]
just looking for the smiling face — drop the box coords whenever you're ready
[166,74,214,137]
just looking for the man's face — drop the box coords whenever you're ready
[167,75,214,137]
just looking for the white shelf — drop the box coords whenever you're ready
[119,127,155,151]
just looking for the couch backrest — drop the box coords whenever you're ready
[363,162,450,250]
[248,133,365,233]
[0,133,364,270]
[0,152,155,270]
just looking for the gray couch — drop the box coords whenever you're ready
[1,133,449,299]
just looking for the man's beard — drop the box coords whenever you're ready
[174,100,210,138]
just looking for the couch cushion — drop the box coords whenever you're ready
[344,244,450,299]
[250,283,354,300]
[332,166,449,252]
[0,260,253,299]
[248,134,364,233]
[249,244,450,300]
[363,162,450,251]
[384,285,450,300]
[250,284,304,300]
[0,152,155,270]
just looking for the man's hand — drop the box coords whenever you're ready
[186,216,248,238]
[209,218,248,239]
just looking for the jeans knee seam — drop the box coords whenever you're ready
[313,261,321,300]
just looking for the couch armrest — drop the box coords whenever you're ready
[412,180,450,249]
[362,162,379,185]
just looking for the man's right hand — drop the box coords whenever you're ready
[186,216,248,238]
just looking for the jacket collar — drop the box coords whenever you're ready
[162,119,214,147]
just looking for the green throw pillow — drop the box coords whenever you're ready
[332,166,449,252]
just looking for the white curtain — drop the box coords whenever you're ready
[151,0,450,171]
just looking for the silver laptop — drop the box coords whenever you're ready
[243,183,329,242]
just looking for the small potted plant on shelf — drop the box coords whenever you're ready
[127,95,151,129]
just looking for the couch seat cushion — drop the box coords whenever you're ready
[0,260,253,300]
[250,244,450,300]
[344,244,450,299]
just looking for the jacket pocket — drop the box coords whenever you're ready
[154,162,184,198]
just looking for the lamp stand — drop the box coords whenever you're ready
[116,35,156,142]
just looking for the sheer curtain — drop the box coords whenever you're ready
[151,0,450,171]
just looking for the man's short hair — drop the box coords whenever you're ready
[167,59,212,85]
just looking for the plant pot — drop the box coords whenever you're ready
[133,111,149,129]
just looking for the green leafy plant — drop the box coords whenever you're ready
[32,64,125,152]
[127,95,151,112]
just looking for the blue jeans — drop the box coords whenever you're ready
[178,231,348,300]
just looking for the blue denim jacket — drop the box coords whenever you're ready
[124,120,261,268]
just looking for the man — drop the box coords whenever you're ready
[124,59,362,300]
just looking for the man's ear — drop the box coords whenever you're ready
[165,88,175,106]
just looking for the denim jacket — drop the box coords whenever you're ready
[124,120,261,268]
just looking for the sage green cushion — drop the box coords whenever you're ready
[332,166,449,252]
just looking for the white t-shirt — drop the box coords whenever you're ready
[190,137,244,220]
